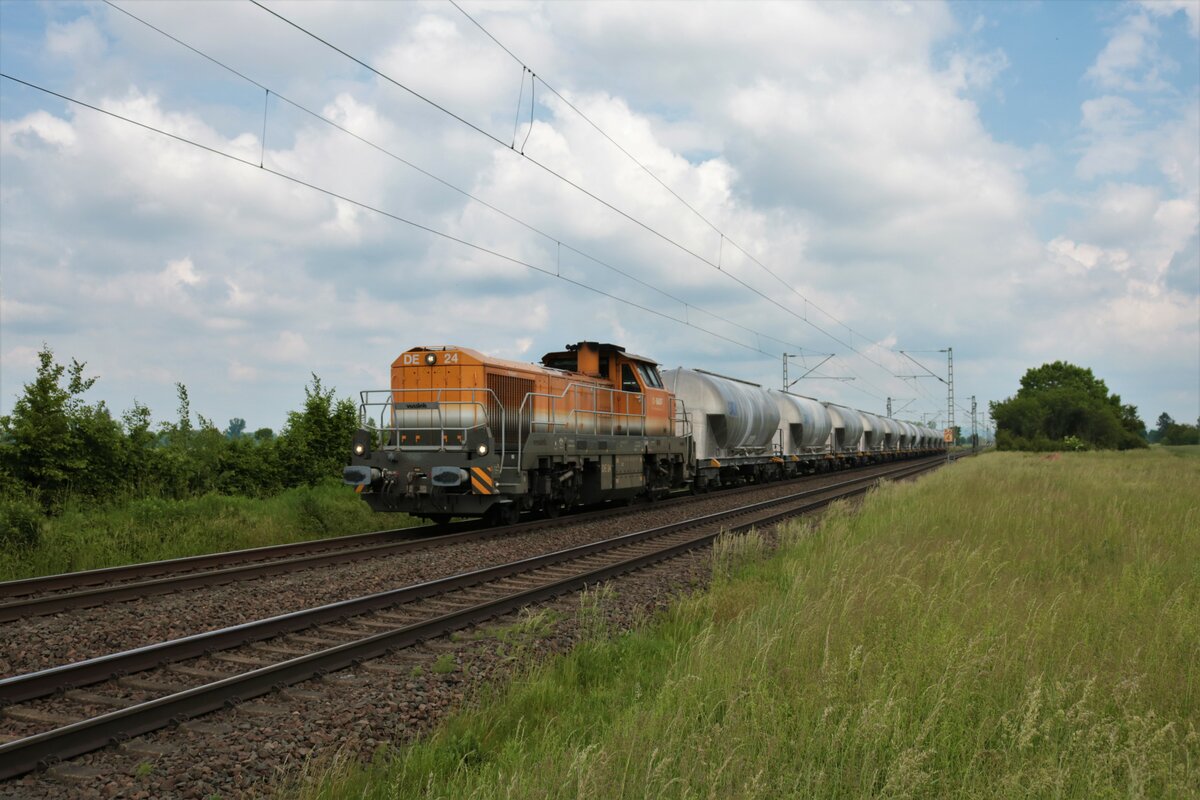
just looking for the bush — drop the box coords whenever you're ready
[992,361,1147,451]
[0,346,360,511]
[0,493,44,548]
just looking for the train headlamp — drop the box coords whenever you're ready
[424,353,437,365]
[476,443,489,457]
[353,442,366,457]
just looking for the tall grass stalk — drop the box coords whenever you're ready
[291,450,1198,799]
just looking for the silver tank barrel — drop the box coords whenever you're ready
[663,368,780,460]
[824,402,865,453]
[859,411,886,451]
[771,390,832,453]
[878,416,901,450]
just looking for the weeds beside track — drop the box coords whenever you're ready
[290,449,1198,800]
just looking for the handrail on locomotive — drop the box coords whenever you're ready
[357,388,506,455]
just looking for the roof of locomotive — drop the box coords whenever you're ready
[396,344,648,382]
[540,341,659,367]
[395,345,552,375]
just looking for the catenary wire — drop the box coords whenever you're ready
[246,0,905,397]
[446,0,909,375]
[0,72,792,360]
[99,0,825,359]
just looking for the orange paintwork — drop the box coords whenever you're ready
[390,345,672,438]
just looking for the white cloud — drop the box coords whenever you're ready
[0,345,42,371]
[1157,106,1200,195]
[1048,237,1110,274]
[1,110,78,152]
[1086,12,1173,92]
[46,17,107,62]
[942,47,1011,92]
[271,331,310,364]
[1138,0,1200,37]
[228,360,258,382]
[0,297,60,323]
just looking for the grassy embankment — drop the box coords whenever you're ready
[0,483,415,582]
[292,449,1198,799]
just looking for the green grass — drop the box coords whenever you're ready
[1161,444,1200,459]
[287,450,1199,799]
[0,482,419,582]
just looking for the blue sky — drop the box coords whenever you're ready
[1,0,1197,434]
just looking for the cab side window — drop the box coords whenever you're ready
[621,364,642,393]
[637,364,663,389]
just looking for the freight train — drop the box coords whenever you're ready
[342,341,945,525]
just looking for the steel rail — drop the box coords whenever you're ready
[2,453,940,599]
[0,525,436,599]
[0,458,939,705]
[0,456,947,780]
[0,454,947,620]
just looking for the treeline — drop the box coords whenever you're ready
[1148,413,1200,446]
[991,361,1147,452]
[1,347,359,544]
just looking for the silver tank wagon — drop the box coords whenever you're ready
[662,367,784,489]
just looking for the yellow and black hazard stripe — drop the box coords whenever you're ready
[469,466,497,495]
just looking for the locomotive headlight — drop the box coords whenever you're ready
[424,353,437,365]
[351,430,371,459]
[476,443,489,457]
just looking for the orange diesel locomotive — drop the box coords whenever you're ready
[342,341,692,525]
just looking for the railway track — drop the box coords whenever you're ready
[0,455,948,622]
[0,456,947,780]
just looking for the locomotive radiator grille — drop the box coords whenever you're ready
[486,374,534,452]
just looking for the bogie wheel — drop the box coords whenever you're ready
[428,514,453,528]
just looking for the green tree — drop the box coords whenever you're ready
[1149,412,1174,444]
[120,400,160,496]
[0,346,363,510]
[276,375,358,486]
[225,418,247,439]
[990,361,1147,451]
[1156,412,1200,446]
[0,346,93,509]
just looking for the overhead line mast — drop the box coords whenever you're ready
[898,348,954,460]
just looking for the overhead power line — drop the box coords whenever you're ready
[246,0,904,398]
[0,72,788,359]
[446,0,907,372]
[98,0,825,359]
